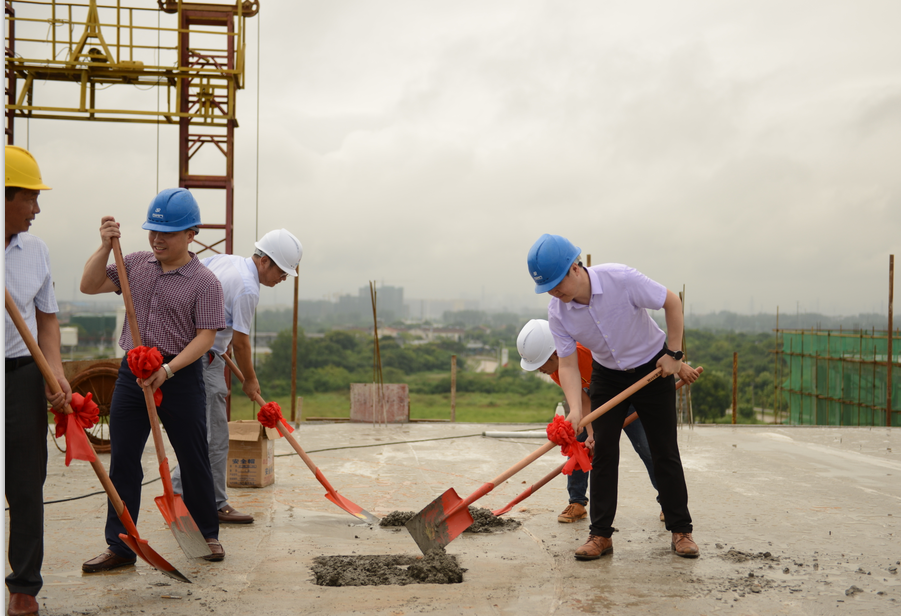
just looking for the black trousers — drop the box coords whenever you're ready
[5,361,47,596]
[104,356,218,557]
[588,350,693,537]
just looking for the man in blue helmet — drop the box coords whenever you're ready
[171,228,303,525]
[527,233,700,560]
[79,188,227,572]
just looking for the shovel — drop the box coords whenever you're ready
[221,353,379,524]
[111,238,211,559]
[4,290,190,583]
[491,367,703,516]
[406,366,668,554]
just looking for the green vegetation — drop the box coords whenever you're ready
[244,324,779,425]
[686,331,778,423]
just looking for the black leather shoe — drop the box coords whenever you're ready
[202,538,225,562]
[82,549,137,573]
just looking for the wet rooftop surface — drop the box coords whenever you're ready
[7,422,901,615]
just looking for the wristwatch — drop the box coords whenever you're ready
[162,363,175,380]
[664,349,684,361]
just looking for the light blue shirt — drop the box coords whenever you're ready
[548,264,667,371]
[201,254,260,355]
[4,233,59,357]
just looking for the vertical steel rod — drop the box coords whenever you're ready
[732,352,738,424]
[888,255,894,427]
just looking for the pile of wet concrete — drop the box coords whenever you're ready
[312,549,465,586]
[378,507,522,533]
[311,507,520,586]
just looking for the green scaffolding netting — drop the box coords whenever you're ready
[779,330,901,426]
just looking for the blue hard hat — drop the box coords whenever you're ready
[527,234,581,294]
[142,188,202,233]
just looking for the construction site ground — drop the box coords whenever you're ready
[6,422,900,615]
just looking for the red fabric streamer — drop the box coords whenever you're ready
[127,346,164,406]
[546,415,593,476]
[257,401,294,434]
[51,392,99,466]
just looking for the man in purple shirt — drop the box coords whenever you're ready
[79,188,226,572]
[527,233,700,560]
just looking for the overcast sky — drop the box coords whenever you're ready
[9,0,901,317]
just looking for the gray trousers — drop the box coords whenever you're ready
[171,353,230,509]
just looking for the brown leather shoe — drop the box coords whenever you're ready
[574,534,613,560]
[671,532,700,558]
[557,503,587,523]
[7,592,39,616]
[202,538,225,562]
[82,549,137,573]
[218,504,254,524]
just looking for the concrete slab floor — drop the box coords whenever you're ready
[6,423,900,615]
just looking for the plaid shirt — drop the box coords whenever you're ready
[107,251,225,356]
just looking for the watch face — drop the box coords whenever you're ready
[673,351,684,360]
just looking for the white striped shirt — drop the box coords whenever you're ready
[4,232,59,357]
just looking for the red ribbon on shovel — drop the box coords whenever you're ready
[50,392,99,466]
[127,346,164,406]
[257,402,295,435]
[546,415,593,475]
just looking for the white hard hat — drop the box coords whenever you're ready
[255,229,303,277]
[517,319,557,371]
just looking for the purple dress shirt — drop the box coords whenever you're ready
[548,264,667,370]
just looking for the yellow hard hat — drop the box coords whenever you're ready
[5,145,52,190]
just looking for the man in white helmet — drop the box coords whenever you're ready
[5,145,72,616]
[171,228,303,524]
[517,319,661,525]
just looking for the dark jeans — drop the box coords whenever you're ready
[567,406,659,505]
[588,351,693,537]
[104,356,218,557]
[5,362,47,596]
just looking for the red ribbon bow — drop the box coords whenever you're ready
[257,402,294,434]
[546,415,593,475]
[51,392,99,466]
[127,346,164,406]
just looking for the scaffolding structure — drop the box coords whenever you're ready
[5,0,259,254]
[774,327,900,426]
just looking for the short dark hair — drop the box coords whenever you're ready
[5,186,23,201]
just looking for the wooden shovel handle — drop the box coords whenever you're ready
[110,238,170,474]
[220,352,324,480]
[4,289,130,518]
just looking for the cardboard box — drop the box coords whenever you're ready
[226,420,279,488]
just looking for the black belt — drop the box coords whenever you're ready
[6,356,35,373]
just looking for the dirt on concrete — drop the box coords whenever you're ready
[311,548,466,586]
[379,507,521,533]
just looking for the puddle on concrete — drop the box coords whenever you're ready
[311,548,466,586]
[379,507,522,533]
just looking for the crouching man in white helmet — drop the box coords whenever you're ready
[171,229,303,525]
[517,319,662,525]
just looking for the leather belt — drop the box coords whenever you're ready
[6,356,35,373]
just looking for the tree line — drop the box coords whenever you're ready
[253,325,779,423]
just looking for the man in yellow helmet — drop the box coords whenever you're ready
[5,145,72,616]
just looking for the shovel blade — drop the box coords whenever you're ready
[323,491,381,525]
[118,533,190,584]
[154,493,212,559]
[405,488,474,555]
